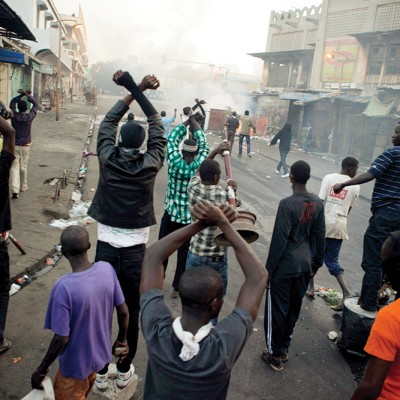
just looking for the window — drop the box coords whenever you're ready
[387,46,400,75]
[367,46,384,75]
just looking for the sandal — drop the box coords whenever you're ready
[330,304,344,312]
[0,338,12,354]
[305,290,315,298]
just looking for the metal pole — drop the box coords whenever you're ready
[338,60,344,96]
[70,53,74,103]
[55,26,62,121]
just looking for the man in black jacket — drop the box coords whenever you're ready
[262,160,325,372]
[88,71,166,388]
[270,122,292,178]
[0,112,15,354]
[226,111,239,151]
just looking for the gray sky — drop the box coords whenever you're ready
[55,0,320,75]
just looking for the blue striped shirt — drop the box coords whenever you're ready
[368,146,400,211]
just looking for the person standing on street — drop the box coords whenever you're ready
[238,110,256,158]
[351,230,400,400]
[333,123,400,312]
[307,157,360,310]
[140,201,267,400]
[0,112,15,354]
[303,122,313,153]
[9,90,38,199]
[226,111,240,151]
[31,226,129,397]
[270,122,292,178]
[262,160,325,372]
[158,110,209,298]
[161,109,177,138]
[87,70,165,387]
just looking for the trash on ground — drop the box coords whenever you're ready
[328,331,338,340]
[9,283,21,296]
[48,219,79,229]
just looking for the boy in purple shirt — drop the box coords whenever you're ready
[31,226,129,399]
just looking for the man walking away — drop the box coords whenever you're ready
[140,201,267,400]
[87,70,165,387]
[333,123,400,312]
[238,110,256,158]
[31,226,129,398]
[270,122,292,178]
[9,89,38,199]
[0,112,15,354]
[307,157,360,310]
[262,160,325,371]
[226,111,239,151]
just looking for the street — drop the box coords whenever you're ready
[0,94,378,399]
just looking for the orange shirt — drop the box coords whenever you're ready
[364,299,400,399]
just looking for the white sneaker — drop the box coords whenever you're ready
[117,364,135,388]
[275,169,280,174]
[95,372,108,391]
[281,173,289,178]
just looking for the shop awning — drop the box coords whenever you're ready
[362,96,397,117]
[0,48,27,64]
[0,0,36,41]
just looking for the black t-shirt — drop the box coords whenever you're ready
[0,150,15,232]
[266,192,325,277]
[226,116,239,133]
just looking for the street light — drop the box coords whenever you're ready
[218,66,230,85]
[325,51,354,154]
[324,51,353,96]
[52,20,82,121]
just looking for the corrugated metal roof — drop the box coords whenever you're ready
[0,0,36,41]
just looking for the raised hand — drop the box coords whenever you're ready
[138,75,160,91]
[220,203,238,223]
[193,111,203,123]
[191,201,237,225]
[112,70,135,88]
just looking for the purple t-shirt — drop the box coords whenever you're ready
[44,261,124,379]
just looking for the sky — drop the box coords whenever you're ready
[54,0,320,76]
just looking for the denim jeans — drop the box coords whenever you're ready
[264,273,309,356]
[238,134,250,156]
[95,240,145,372]
[324,238,343,277]
[158,212,190,290]
[276,152,289,174]
[0,241,10,342]
[186,250,228,295]
[359,207,400,311]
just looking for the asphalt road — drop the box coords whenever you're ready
[1,94,374,399]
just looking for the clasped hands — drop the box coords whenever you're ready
[112,70,160,92]
[191,201,238,226]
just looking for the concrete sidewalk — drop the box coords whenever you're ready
[8,99,97,282]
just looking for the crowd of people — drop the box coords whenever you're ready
[0,70,399,399]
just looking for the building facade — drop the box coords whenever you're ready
[1,0,88,108]
[251,0,400,163]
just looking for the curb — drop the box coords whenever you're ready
[9,107,99,295]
